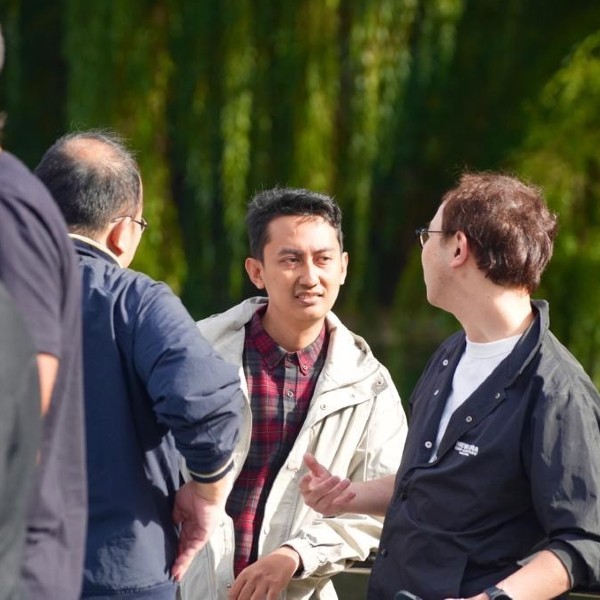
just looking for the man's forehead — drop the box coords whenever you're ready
[270,214,327,227]
[266,214,338,238]
[429,202,446,226]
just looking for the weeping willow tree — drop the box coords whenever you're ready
[167,0,255,314]
[513,30,600,384]
[166,0,424,316]
[0,1,66,165]
[387,0,600,395]
[62,0,185,289]
[2,0,600,390]
[0,0,185,290]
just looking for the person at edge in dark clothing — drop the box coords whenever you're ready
[300,172,600,600]
[35,130,245,600]
[0,24,86,600]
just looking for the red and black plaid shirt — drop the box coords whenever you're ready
[226,306,328,576]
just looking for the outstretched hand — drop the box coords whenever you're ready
[171,479,229,581]
[299,452,355,516]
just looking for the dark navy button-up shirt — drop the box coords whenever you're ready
[369,300,600,600]
[74,239,243,599]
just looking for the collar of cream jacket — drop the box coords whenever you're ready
[196,297,384,393]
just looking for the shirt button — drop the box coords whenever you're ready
[424,440,433,449]
[379,548,389,557]
[320,403,326,410]
[442,359,449,366]
[495,392,501,399]
[433,389,439,396]
[465,415,473,423]
[287,390,294,398]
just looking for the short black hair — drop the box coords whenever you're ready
[246,187,343,260]
[35,130,141,235]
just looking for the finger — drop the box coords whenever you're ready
[301,480,341,509]
[266,586,282,600]
[331,488,356,508]
[299,472,341,498]
[171,535,207,581]
[229,573,254,600]
[332,477,352,494]
[315,481,354,515]
[251,583,269,600]
[298,473,314,493]
[229,569,248,598]
[314,476,352,504]
[313,475,342,496]
[171,546,195,581]
[171,551,192,581]
[303,452,331,477]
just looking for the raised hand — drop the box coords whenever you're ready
[299,452,356,516]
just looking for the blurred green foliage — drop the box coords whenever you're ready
[2,0,600,399]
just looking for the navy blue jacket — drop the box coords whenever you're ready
[75,239,243,599]
[369,300,600,600]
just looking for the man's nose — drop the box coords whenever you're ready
[299,262,319,286]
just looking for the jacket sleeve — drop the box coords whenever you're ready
[131,281,245,482]
[284,368,408,579]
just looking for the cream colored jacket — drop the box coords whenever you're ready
[179,297,407,600]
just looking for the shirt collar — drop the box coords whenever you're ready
[69,233,121,265]
[247,305,328,370]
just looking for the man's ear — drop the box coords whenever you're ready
[106,219,129,259]
[245,257,266,290]
[449,231,469,267]
[340,252,349,285]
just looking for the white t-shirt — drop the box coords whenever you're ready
[430,333,522,461]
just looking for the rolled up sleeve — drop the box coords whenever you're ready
[529,382,600,588]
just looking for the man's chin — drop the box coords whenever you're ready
[294,303,329,321]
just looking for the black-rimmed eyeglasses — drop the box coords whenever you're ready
[415,227,443,249]
[111,215,149,233]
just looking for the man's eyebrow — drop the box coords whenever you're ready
[277,248,303,256]
[277,247,337,256]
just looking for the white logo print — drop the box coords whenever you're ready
[455,441,479,457]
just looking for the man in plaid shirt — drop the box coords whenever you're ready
[180,187,407,600]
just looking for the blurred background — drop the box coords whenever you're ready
[2,0,600,403]
[3,2,600,597]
